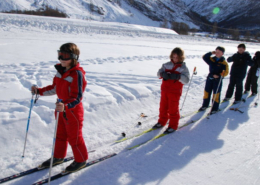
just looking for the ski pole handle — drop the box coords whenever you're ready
[220,70,225,78]
[56,99,63,112]
[31,84,38,95]
[193,67,197,75]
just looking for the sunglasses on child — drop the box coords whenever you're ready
[57,50,79,60]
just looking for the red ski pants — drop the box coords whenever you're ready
[54,111,88,163]
[158,91,181,130]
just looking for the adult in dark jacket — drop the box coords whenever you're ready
[223,44,253,103]
[199,46,229,114]
[244,51,260,96]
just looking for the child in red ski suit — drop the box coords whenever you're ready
[153,48,190,134]
[32,43,88,172]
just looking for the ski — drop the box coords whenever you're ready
[115,127,158,143]
[32,153,117,185]
[115,109,208,144]
[0,150,95,184]
[127,101,233,150]
[0,157,73,184]
[230,94,256,113]
[127,132,172,150]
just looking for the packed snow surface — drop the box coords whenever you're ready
[0,13,260,185]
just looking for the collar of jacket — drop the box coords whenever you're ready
[54,63,80,76]
[171,60,183,65]
[212,56,225,63]
[236,51,249,57]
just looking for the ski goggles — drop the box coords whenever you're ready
[57,50,79,60]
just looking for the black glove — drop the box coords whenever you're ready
[169,73,180,80]
[255,51,260,60]
[161,72,170,80]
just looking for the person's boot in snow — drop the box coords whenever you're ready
[65,160,86,172]
[40,158,64,168]
[209,109,220,115]
[198,106,207,111]
[163,127,176,134]
[152,123,164,129]
[233,100,241,104]
[222,97,230,102]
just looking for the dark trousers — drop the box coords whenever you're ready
[225,75,244,101]
[245,70,259,94]
[202,77,222,111]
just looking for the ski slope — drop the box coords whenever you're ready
[0,13,260,185]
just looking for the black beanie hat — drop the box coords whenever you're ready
[216,46,225,53]
[238,43,246,49]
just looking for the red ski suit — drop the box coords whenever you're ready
[38,63,88,163]
[158,61,189,130]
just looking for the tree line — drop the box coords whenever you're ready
[160,19,260,43]
[2,6,68,18]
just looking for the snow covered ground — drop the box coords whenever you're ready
[0,13,260,185]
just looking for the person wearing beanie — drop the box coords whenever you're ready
[244,51,260,96]
[223,44,254,104]
[198,46,229,114]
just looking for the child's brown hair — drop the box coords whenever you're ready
[60,43,80,67]
[170,47,185,63]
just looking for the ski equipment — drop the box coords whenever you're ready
[121,113,147,137]
[207,70,225,119]
[22,84,38,158]
[32,153,116,185]
[48,99,62,185]
[180,66,197,110]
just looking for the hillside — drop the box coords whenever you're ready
[0,0,201,29]
[183,0,260,30]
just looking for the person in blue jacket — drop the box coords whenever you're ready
[199,46,229,114]
[223,44,253,104]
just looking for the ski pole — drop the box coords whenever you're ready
[121,113,147,137]
[207,71,225,118]
[48,99,62,185]
[22,85,37,158]
[255,70,260,106]
[180,66,197,111]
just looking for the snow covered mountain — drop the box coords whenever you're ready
[0,0,206,29]
[1,0,259,30]
[183,0,260,30]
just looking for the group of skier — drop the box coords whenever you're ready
[153,44,259,135]
[30,42,259,173]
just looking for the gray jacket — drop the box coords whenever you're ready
[157,61,190,84]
